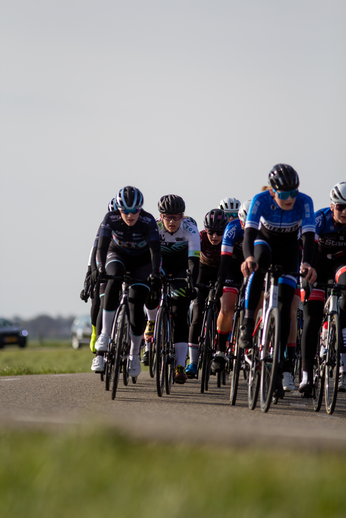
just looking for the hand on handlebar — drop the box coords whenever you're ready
[300,262,317,284]
[241,257,258,277]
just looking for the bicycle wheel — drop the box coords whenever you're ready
[260,308,280,413]
[111,305,127,400]
[325,314,341,415]
[105,343,115,392]
[230,309,242,406]
[312,348,324,412]
[201,309,213,393]
[149,339,157,378]
[122,317,130,387]
[155,307,168,397]
[248,310,262,410]
[165,339,175,395]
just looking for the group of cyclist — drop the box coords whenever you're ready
[81,165,346,402]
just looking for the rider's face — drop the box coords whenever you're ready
[331,203,346,225]
[120,210,141,226]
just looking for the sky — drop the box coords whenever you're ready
[1,0,345,319]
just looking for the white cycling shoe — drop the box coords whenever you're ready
[129,355,141,378]
[95,333,110,352]
[91,355,104,373]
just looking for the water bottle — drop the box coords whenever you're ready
[320,321,328,357]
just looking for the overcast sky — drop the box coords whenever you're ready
[1,0,345,319]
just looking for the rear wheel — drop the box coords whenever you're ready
[325,314,341,415]
[260,308,280,413]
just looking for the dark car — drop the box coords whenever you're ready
[0,318,28,348]
[71,315,92,349]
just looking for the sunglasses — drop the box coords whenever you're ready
[162,214,183,221]
[206,229,224,236]
[273,189,298,200]
[228,212,238,218]
[120,208,141,215]
[334,203,346,212]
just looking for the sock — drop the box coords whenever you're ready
[130,333,143,356]
[174,342,188,367]
[146,308,158,322]
[90,325,97,353]
[301,371,308,384]
[188,343,199,364]
[102,309,115,336]
[217,330,229,353]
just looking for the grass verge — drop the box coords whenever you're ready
[0,427,345,518]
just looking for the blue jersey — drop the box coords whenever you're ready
[221,219,244,259]
[315,208,346,256]
[245,190,315,245]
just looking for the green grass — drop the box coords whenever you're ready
[0,346,93,375]
[0,427,345,518]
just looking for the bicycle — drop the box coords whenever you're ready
[155,270,193,397]
[249,265,302,413]
[103,274,139,400]
[229,281,246,405]
[312,281,346,414]
[194,281,218,394]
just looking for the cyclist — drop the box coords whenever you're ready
[239,164,317,399]
[186,208,228,378]
[218,197,241,222]
[91,186,161,378]
[145,194,200,384]
[80,198,116,353]
[210,200,251,373]
[299,182,346,396]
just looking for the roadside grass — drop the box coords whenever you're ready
[0,427,345,518]
[0,342,149,376]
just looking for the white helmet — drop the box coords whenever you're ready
[218,197,241,214]
[238,200,252,225]
[330,182,346,204]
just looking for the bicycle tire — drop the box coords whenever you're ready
[325,314,341,415]
[149,339,157,378]
[201,308,213,393]
[155,307,168,397]
[312,349,324,412]
[230,309,242,406]
[248,309,262,410]
[165,339,175,395]
[111,305,127,400]
[260,307,280,413]
[122,316,130,387]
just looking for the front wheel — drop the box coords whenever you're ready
[201,309,214,394]
[230,310,242,406]
[260,308,280,413]
[325,314,341,415]
[248,310,262,410]
[155,307,168,397]
[149,340,157,378]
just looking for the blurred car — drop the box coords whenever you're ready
[71,315,92,349]
[0,318,28,348]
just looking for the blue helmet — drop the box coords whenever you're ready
[115,186,144,211]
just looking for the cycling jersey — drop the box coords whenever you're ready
[244,190,315,264]
[200,230,221,268]
[96,209,160,271]
[221,218,244,260]
[157,216,200,279]
[315,207,346,257]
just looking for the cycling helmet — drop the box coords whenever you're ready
[115,186,144,211]
[238,200,252,225]
[268,164,299,191]
[218,197,241,214]
[330,182,346,204]
[108,198,116,211]
[203,208,228,231]
[158,194,185,214]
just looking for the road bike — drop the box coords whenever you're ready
[229,281,246,405]
[196,282,218,394]
[155,270,193,397]
[312,281,346,414]
[103,274,138,400]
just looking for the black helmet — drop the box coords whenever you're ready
[158,194,185,214]
[268,164,299,191]
[204,209,228,231]
[115,186,144,211]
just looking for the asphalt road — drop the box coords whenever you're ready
[1,371,345,450]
